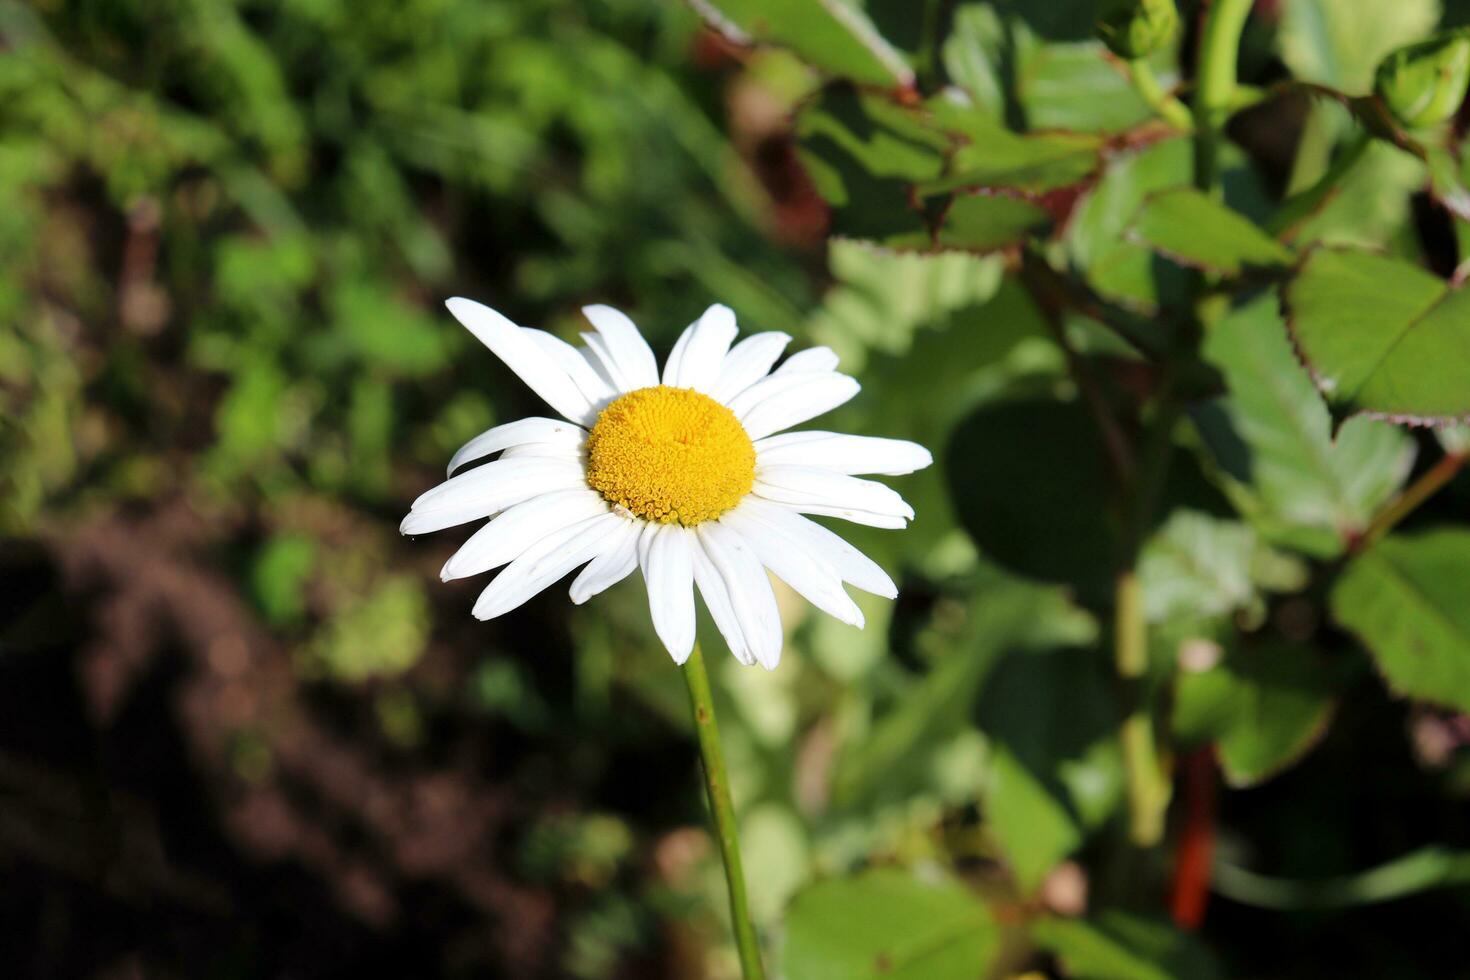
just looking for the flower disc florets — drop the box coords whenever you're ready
[584,385,755,526]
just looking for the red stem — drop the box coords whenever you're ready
[1170,746,1217,929]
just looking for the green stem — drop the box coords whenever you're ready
[683,643,766,980]
[1115,569,1168,847]
[1214,847,1470,910]
[1129,59,1193,130]
[1193,0,1254,192]
[1353,452,1467,553]
[1115,389,1178,850]
[1267,128,1372,240]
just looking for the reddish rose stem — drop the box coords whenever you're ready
[1170,746,1218,929]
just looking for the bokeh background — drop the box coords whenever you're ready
[5,1,1470,978]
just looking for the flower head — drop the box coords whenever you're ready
[403,298,931,669]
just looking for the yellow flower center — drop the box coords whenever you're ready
[584,385,755,526]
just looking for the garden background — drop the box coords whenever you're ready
[5,0,1470,977]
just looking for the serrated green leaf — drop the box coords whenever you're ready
[1192,294,1415,556]
[940,4,1153,133]
[934,192,1053,251]
[782,869,999,980]
[1129,188,1293,276]
[920,99,1102,194]
[1032,911,1224,980]
[1332,529,1470,714]
[1174,641,1337,786]
[1285,248,1470,424]
[796,87,1073,252]
[1139,511,1304,624]
[1067,138,1195,312]
[795,87,946,247]
[691,0,914,88]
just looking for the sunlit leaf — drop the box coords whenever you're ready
[1332,529,1470,714]
[1284,248,1470,424]
[1280,0,1441,93]
[1129,188,1293,277]
[1032,911,1224,980]
[1192,294,1415,556]
[782,868,999,980]
[1139,511,1305,624]
[795,86,946,247]
[691,0,914,88]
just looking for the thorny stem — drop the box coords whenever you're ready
[1129,59,1193,130]
[1019,250,1137,483]
[1193,0,1254,192]
[682,643,766,980]
[1353,452,1468,553]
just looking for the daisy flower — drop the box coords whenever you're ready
[402,299,931,669]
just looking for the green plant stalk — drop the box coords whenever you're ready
[1129,59,1193,130]
[1115,569,1168,847]
[1214,846,1470,910]
[1354,451,1468,552]
[1193,0,1254,192]
[683,643,766,980]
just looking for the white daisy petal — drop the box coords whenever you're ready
[759,501,907,530]
[697,521,783,670]
[446,298,596,424]
[755,432,933,476]
[738,373,862,441]
[523,328,618,408]
[735,497,897,598]
[570,518,641,604]
[498,441,584,461]
[669,304,738,392]
[660,322,695,387]
[472,512,624,620]
[581,333,633,392]
[441,489,610,582]
[581,304,660,390]
[719,509,864,628]
[403,457,585,534]
[638,523,697,664]
[447,417,585,477]
[692,540,754,665]
[708,332,791,404]
[773,346,840,375]
[579,342,619,393]
[753,465,914,528]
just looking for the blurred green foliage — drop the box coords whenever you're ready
[6,0,1470,978]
